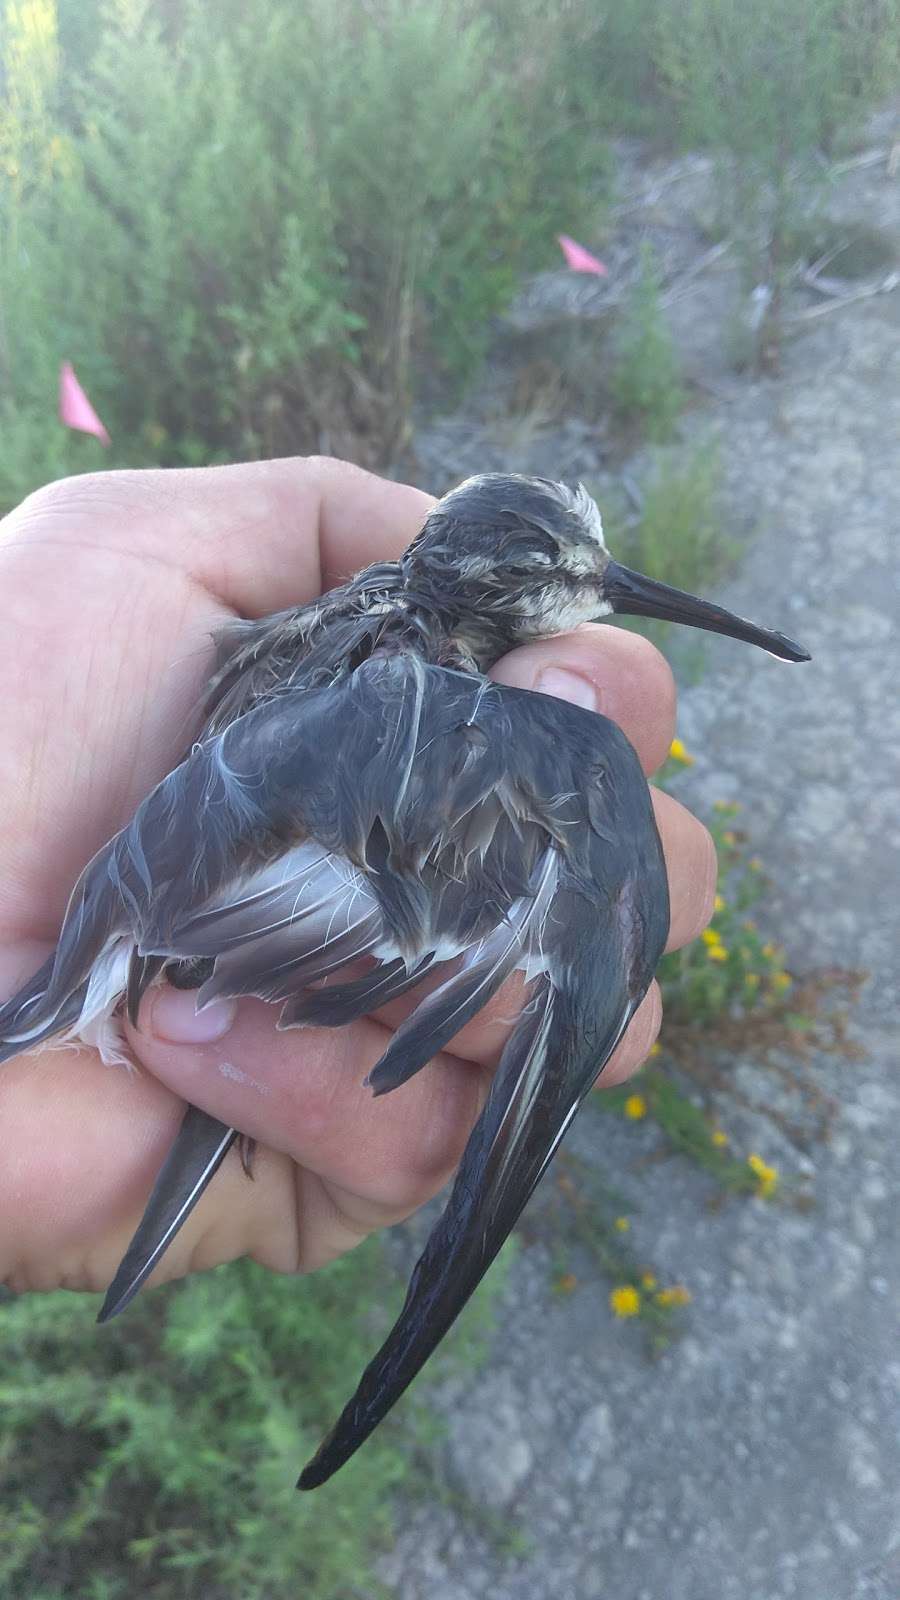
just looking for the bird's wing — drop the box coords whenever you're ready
[296,664,671,1486]
[0,654,668,1465]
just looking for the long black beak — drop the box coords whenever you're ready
[603,561,810,662]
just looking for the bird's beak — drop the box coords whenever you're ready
[602,561,811,662]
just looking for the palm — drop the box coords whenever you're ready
[0,461,707,1300]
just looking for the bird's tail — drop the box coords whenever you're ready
[298,965,635,1490]
[98,1105,238,1322]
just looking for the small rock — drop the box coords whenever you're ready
[447,1374,533,1509]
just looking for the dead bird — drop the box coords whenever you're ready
[0,472,809,1488]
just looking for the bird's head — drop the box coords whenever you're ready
[402,473,810,664]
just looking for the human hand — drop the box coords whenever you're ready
[0,458,715,1297]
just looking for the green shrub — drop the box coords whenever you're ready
[621,442,731,589]
[595,441,733,664]
[657,797,794,1023]
[0,1249,403,1597]
[0,1234,513,1597]
[609,246,685,441]
[0,0,606,507]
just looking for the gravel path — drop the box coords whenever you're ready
[378,139,900,1600]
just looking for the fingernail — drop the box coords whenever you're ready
[534,666,599,712]
[149,988,237,1044]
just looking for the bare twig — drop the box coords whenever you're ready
[662,240,733,306]
[804,238,852,281]
[830,147,892,175]
[801,271,855,299]
[785,272,900,323]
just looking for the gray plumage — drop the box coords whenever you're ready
[0,473,809,1490]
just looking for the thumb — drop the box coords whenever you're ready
[489,624,675,776]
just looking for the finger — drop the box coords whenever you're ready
[651,788,717,951]
[135,953,663,1224]
[0,1045,295,1295]
[130,996,489,1222]
[10,457,434,618]
[490,624,677,776]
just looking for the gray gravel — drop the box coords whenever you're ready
[377,132,900,1600]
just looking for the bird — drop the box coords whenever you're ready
[0,472,810,1489]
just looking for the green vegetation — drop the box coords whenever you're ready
[0,1238,513,1598]
[657,799,794,1024]
[609,246,685,441]
[657,0,900,361]
[3,0,897,502]
[0,0,603,510]
[596,442,735,665]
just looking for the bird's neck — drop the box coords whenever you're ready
[343,564,515,676]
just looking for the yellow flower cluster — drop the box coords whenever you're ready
[655,1285,691,1308]
[711,1129,728,1147]
[610,1280,693,1317]
[702,927,729,962]
[614,1216,630,1233]
[610,1285,641,1318]
[747,1153,779,1198]
[624,1093,647,1120]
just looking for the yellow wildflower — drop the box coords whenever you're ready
[656,1285,692,1307]
[614,1216,630,1233]
[744,973,760,990]
[648,1041,662,1058]
[772,972,792,992]
[624,1093,647,1120]
[641,1272,657,1290]
[701,927,722,946]
[748,1153,779,1197]
[761,942,777,960]
[714,894,726,913]
[610,1285,641,1318]
[707,945,728,962]
[711,1129,728,1147]
[668,738,694,766]
[722,830,737,845]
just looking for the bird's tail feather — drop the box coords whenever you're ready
[98,1105,238,1323]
